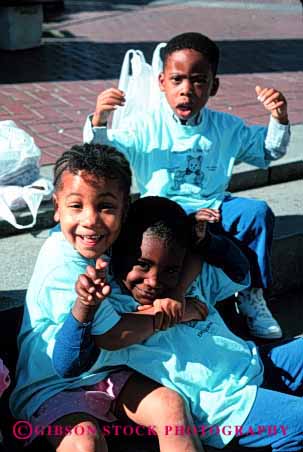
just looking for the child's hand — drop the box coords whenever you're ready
[75,258,111,307]
[182,297,209,322]
[92,88,125,127]
[194,208,220,242]
[255,85,288,124]
[137,298,183,330]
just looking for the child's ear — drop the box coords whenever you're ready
[158,72,166,92]
[53,193,60,223]
[210,77,219,97]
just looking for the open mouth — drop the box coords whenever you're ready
[77,234,105,247]
[176,103,193,117]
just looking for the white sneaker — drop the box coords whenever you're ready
[237,288,283,339]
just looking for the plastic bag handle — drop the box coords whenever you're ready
[152,42,166,77]
[117,49,136,91]
[0,187,44,230]
[113,49,146,129]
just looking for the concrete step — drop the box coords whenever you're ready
[235,179,303,295]
[0,124,302,238]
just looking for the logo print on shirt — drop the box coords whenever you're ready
[170,154,204,192]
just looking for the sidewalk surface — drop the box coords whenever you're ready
[0,0,302,164]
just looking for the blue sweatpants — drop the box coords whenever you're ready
[210,195,275,288]
[230,338,303,451]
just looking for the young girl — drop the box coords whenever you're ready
[70,196,303,452]
[10,144,205,452]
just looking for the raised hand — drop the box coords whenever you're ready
[194,208,220,243]
[92,88,125,126]
[255,85,288,124]
[74,258,111,324]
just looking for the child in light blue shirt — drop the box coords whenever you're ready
[10,145,203,452]
[66,196,303,451]
[83,32,291,340]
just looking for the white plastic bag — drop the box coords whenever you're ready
[111,43,166,129]
[0,178,53,230]
[0,120,41,186]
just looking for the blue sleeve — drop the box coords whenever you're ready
[197,231,250,285]
[235,117,290,168]
[53,311,100,378]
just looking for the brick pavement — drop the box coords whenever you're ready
[0,0,302,164]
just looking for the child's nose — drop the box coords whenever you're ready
[81,208,100,227]
[145,271,162,289]
[180,79,194,96]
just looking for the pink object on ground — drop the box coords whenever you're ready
[0,358,10,396]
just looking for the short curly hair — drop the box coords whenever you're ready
[162,32,220,76]
[53,143,132,199]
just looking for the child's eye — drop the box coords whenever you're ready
[171,76,182,84]
[98,203,116,212]
[135,261,151,271]
[193,76,209,85]
[166,267,180,275]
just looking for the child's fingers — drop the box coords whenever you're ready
[77,273,94,291]
[262,91,280,106]
[153,299,181,324]
[75,275,94,301]
[255,85,262,97]
[95,284,111,299]
[96,258,109,270]
[86,265,98,282]
[97,91,125,107]
[195,208,220,223]
[97,87,125,101]
[137,304,153,311]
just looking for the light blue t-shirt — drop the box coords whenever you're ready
[83,99,290,214]
[91,268,264,449]
[10,231,123,420]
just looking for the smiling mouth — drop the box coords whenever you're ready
[135,286,158,301]
[77,234,105,245]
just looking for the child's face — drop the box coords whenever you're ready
[159,49,219,121]
[53,170,126,259]
[123,233,186,305]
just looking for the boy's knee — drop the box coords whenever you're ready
[241,200,274,228]
[155,387,187,418]
[58,420,106,452]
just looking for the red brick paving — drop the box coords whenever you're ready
[0,1,302,165]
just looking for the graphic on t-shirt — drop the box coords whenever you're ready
[169,154,203,193]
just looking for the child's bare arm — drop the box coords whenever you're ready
[93,311,166,350]
[94,295,186,350]
[92,88,125,127]
[256,85,288,125]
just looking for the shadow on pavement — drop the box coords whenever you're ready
[0,38,303,84]
[44,0,166,23]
